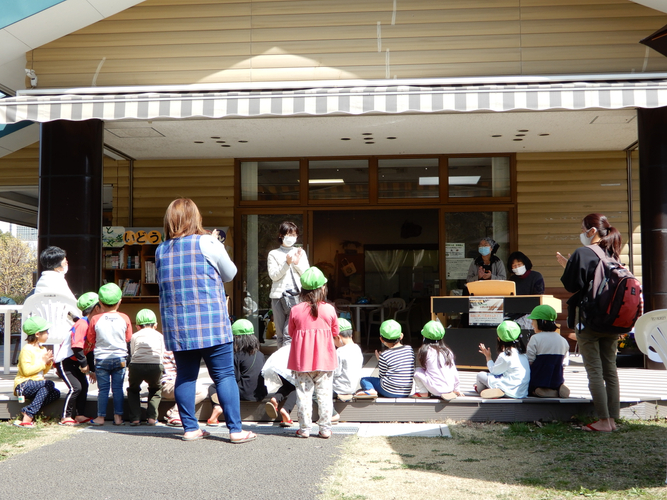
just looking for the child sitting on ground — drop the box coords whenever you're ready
[86,283,132,426]
[355,319,415,399]
[526,305,570,398]
[476,320,530,399]
[208,319,267,426]
[13,317,61,428]
[127,309,165,426]
[413,320,463,401]
[160,348,208,427]
[55,292,99,426]
[332,318,363,400]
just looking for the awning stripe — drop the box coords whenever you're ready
[3,80,667,124]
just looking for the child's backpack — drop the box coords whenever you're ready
[579,245,643,334]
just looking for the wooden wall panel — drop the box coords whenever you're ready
[103,157,131,226]
[131,158,235,230]
[28,0,667,88]
[0,143,39,185]
[515,151,640,288]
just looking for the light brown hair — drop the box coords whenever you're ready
[163,198,206,240]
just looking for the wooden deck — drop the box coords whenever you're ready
[1,351,666,423]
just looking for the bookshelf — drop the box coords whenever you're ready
[103,244,159,299]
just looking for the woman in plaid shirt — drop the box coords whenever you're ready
[155,198,256,444]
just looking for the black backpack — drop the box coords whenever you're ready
[579,245,643,334]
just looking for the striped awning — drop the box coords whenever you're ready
[2,80,667,124]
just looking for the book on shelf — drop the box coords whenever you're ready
[144,260,157,284]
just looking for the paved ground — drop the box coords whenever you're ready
[0,424,350,500]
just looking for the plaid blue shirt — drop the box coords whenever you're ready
[156,235,232,352]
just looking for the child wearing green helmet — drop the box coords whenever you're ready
[13,316,61,428]
[476,320,530,399]
[127,309,165,426]
[354,319,415,400]
[286,266,339,439]
[526,305,570,398]
[413,321,463,401]
[54,292,100,426]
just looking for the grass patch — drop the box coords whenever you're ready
[321,420,667,500]
[0,417,76,461]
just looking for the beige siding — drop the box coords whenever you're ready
[516,151,640,288]
[0,143,39,185]
[29,0,667,88]
[131,158,235,230]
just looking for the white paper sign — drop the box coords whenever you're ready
[445,243,465,258]
[446,258,473,280]
[469,297,504,326]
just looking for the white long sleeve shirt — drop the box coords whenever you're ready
[267,246,309,299]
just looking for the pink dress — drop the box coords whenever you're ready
[286,301,339,372]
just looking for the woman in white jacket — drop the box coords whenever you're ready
[267,221,309,347]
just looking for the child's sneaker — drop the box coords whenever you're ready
[480,388,505,399]
[440,392,458,401]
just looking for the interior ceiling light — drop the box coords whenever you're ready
[309,179,345,185]
[419,177,439,186]
[448,176,481,185]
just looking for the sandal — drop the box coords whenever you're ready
[182,430,210,441]
[480,388,505,399]
[440,392,458,401]
[166,417,182,427]
[230,430,257,444]
[295,429,309,439]
[265,400,279,419]
[13,421,35,429]
[354,390,378,400]
[207,419,221,427]
[279,419,294,427]
[59,419,80,426]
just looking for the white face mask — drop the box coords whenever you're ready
[580,229,595,246]
[282,236,297,247]
[60,264,68,275]
[512,265,526,276]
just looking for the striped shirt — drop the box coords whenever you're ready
[379,345,415,396]
[160,351,177,384]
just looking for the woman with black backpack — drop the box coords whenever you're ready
[557,213,623,432]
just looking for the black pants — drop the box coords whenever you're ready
[56,358,89,419]
[269,376,297,413]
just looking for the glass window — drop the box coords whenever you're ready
[240,161,300,201]
[308,159,368,200]
[378,158,439,199]
[444,211,509,294]
[448,157,510,198]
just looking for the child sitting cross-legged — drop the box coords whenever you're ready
[13,317,61,428]
[127,309,164,426]
[413,320,463,401]
[476,320,530,399]
[526,305,570,398]
[354,319,415,399]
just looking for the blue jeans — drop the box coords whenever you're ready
[173,342,241,433]
[96,357,126,417]
[360,376,407,398]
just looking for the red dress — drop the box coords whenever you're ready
[286,301,339,372]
